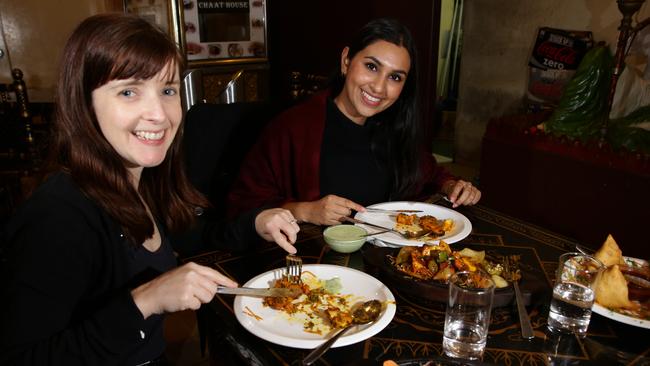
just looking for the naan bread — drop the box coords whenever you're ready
[594,264,637,309]
[594,234,624,267]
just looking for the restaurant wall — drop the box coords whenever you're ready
[455,0,650,167]
[0,0,120,102]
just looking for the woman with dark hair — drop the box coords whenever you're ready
[227,18,481,226]
[0,13,298,365]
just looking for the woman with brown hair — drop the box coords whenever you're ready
[0,13,298,365]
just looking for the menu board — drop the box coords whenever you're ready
[182,0,267,62]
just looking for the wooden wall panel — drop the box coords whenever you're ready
[0,0,119,102]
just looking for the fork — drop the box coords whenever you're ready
[342,217,431,239]
[504,255,534,339]
[286,255,303,284]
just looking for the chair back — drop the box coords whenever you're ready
[174,101,274,257]
[0,68,39,224]
[0,68,37,171]
[183,101,274,215]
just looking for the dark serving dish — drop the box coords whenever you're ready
[362,244,546,307]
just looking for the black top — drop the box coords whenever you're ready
[125,224,176,364]
[0,172,172,365]
[319,97,390,206]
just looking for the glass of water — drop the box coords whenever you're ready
[547,252,603,337]
[443,271,495,360]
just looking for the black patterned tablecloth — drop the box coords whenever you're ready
[187,204,650,366]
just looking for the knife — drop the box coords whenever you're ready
[365,208,423,213]
[343,217,398,233]
[216,286,301,297]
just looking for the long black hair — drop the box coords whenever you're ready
[331,18,422,199]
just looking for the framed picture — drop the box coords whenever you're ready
[171,0,268,66]
[123,0,173,37]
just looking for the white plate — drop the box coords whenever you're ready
[591,256,650,329]
[233,264,396,349]
[592,303,650,329]
[354,201,472,246]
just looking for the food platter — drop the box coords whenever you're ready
[591,256,650,329]
[362,244,546,307]
[233,264,396,349]
[354,201,472,247]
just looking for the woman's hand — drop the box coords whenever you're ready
[441,179,481,208]
[284,195,366,226]
[254,208,300,254]
[131,262,237,319]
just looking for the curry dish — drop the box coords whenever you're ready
[395,213,454,238]
[389,241,509,288]
[261,273,356,334]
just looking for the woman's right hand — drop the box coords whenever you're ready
[285,194,366,226]
[130,262,237,319]
[254,208,300,254]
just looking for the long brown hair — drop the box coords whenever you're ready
[51,13,207,244]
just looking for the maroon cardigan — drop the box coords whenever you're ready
[226,91,455,218]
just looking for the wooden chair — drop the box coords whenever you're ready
[0,68,39,224]
[0,69,36,165]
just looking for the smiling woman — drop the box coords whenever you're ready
[1,13,304,365]
[1,12,306,364]
[92,67,182,177]
[0,13,245,366]
[336,40,410,124]
[226,18,481,228]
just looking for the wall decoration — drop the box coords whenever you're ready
[123,0,172,36]
[172,0,267,66]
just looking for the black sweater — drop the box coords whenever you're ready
[1,173,175,365]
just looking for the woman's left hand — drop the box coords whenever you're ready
[255,208,300,254]
[442,179,481,208]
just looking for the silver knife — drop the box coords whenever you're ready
[365,208,423,213]
[216,286,301,297]
[343,217,398,233]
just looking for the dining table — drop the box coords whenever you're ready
[184,201,650,366]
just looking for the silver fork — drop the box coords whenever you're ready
[504,255,534,340]
[286,255,303,284]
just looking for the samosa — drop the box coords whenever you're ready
[593,264,637,309]
[594,234,624,267]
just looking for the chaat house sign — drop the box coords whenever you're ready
[182,0,267,62]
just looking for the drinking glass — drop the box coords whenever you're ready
[547,252,603,336]
[543,329,581,366]
[443,271,495,360]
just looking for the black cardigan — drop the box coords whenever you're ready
[1,173,172,365]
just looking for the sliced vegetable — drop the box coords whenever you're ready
[491,274,509,288]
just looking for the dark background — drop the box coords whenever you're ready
[266,0,441,137]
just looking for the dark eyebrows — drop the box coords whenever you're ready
[364,56,408,76]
